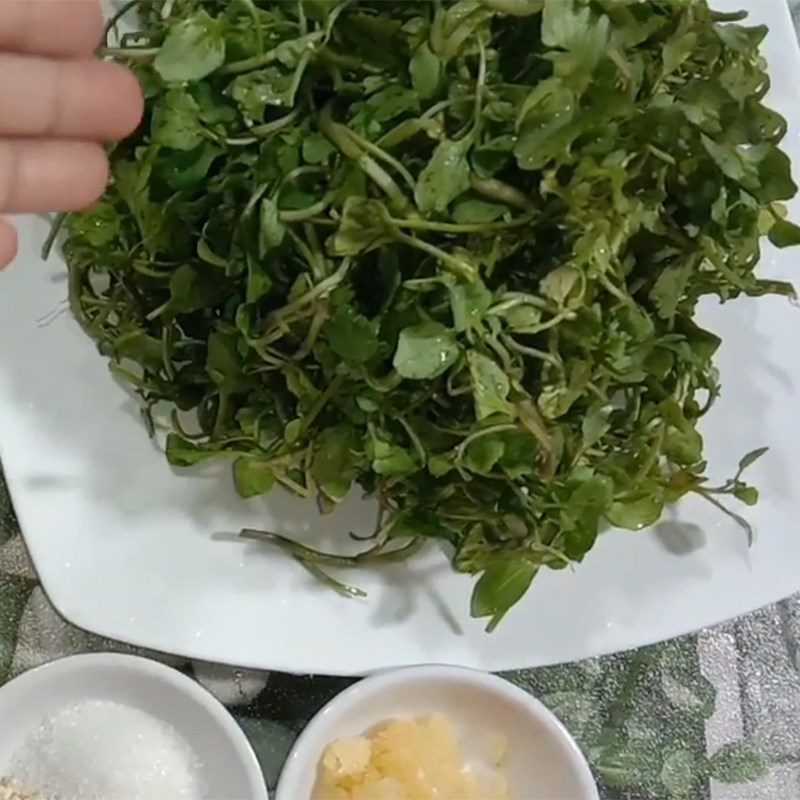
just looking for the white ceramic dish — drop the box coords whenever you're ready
[0,654,267,799]
[1,0,800,675]
[276,665,598,800]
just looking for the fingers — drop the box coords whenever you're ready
[0,54,143,140]
[0,1,125,270]
[0,140,108,214]
[0,217,17,270]
[0,0,103,58]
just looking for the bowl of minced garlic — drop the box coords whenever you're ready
[276,665,598,800]
[316,713,509,800]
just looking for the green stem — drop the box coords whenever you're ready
[318,104,411,212]
[240,528,424,567]
[41,212,68,259]
[102,46,159,59]
[396,232,477,281]
[294,557,367,598]
[391,212,534,235]
[470,175,534,211]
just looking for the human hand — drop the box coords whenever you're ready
[0,0,143,269]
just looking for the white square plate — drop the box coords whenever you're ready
[1,0,800,675]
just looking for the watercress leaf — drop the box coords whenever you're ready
[393,322,460,379]
[468,351,513,419]
[151,90,204,151]
[229,67,293,119]
[302,133,336,165]
[165,433,220,467]
[371,438,416,476]
[428,453,453,476]
[733,484,758,505]
[607,494,664,531]
[540,265,580,306]
[67,202,120,247]
[738,446,769,473]
[415,137,473,214]
[113,329,163,372]
[581,403,608,449]
[651,260,693,321]
[233,458,275,498]
[465,436,505,472]
[330,197,394,256]
[325,304,379,363]
[452,199,508,224]
[157,142,221,190]
[154,11,226,83]
[409,42,441,100]
[752,146,797,203]
[246,254,273,304]
[768,218,800,248]
[259,197,286,257]
[311,425,360,501]
[165,265,220,317]
[206,330,249,393]
[471,561,537,632]
[499,432,539,478]
[448,278,492,332]
[570,474,613,525]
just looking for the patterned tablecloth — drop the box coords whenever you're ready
[4,3,800,799]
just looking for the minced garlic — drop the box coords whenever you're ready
[0,777,40,800]
[315,714,509,800]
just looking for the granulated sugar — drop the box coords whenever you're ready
[9,700,205,800]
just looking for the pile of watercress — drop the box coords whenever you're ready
[53,0,799,628]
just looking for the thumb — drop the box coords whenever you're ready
[0,216,18,270]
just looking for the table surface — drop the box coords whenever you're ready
[5,5,800,798]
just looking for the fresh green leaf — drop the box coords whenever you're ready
[471,561,537,631]
[229,68,293,118]
[67,202,120,247]
[258,198,286,257]
[465,436,505,472]
[452,199,508,224]
[206,330,249,393]
[151,90,204,151]
[607,495,664,531]
[330,197,394,256]
[468,351,513,419]
[738,446,769,473]
[393,322,460,379]
[768,218,800,248]
[165,434,220,467]
[233,458,275,498]
[371,438,416,476]
[302,134,336,165]
[409,42,441,100]
[448,279,491,332]
[311,425,360,502]
[415,137,473,214]
[154,11,225,83]
[325,304,379,363]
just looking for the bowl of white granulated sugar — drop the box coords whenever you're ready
[0,654,267,800]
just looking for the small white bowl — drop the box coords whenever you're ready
[0,653,268,800]
[276,665,598,800]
